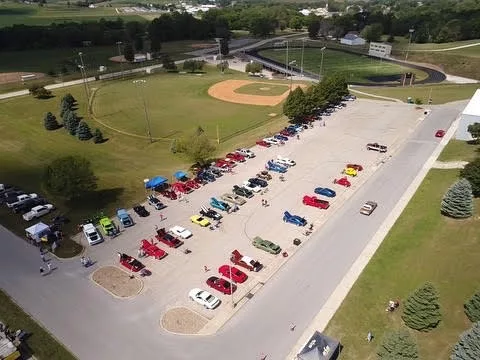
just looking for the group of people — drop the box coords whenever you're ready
[261,199,269,207]
[80,256,92,267]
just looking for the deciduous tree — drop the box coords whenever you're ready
[467,123,480,143]
[377,330,418,360]
[402,282,441,332]
[245,62,263,74]
[161,54,177,70]
[361,23,384,42]
[220,38,229,56]
[178,131,216,166]
[183,60,205,73]
[283,87,309,122]
[123,43,135,62]
[441,178,474,218]
[307,17,320,39]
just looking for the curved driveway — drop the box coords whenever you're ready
[0,104,460,360]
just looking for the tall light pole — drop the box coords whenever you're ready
[133,79,153,143]
[405,29,415,61]
[78,52,90,101]
[319,47,326,80]
[288,60,296,91]
[116,41,124,80]
[300,38,306,76]
[285,40,289,78]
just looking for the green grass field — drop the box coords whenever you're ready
[325,165,480,359]
[0,67,290,250]
[437,140,480,162]
[234,82,289,96]
[258,48,428,84]
[352,83,479,104]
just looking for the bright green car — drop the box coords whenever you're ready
[99,217,118,236]
[252,236,281,255]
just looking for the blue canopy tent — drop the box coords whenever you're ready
[145,176,168,189]
[174,171,188,181]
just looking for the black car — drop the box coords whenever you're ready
[133,205,150,217]
[198,171,216,182]
[199,207,223,220]
[0,184,16,197]
[233,185,254,198]
[147,195,166,210]
[194,176,208,185]
[248,178,268,188]
[208,168,223,177]
[12,198,47,214]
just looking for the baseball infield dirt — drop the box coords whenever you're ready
[208,79,305,106]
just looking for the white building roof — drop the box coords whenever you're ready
[463,89,480,116]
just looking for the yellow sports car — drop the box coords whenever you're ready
[190,215,211,227]
[343,167,358,177]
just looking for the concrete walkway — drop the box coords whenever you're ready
[348,87,403,103]
[432,160,468,169]
[411,42,480,52]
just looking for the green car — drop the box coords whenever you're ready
[99,217,118,236]
[252,236,281,255]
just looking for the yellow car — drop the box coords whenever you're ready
[343,167,358,177]
[190,215,211,227]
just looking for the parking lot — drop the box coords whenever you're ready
[74,99,427,333]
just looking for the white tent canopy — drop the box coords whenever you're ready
[25,222,50,242]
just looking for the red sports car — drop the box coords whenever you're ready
[206,276,237,295]
[280,129,293,137]
[160,189,178,200]
[216,159,234,168]
[218,265,248,284]
[140,239,167,260]
[302,195,330,209]
[184,179,200,189]
[171,182,193,194]
[256,140,271,148]
[117,253,144,272]
[155,228,184,248]
[333,177,351,187]
[346,164,363,171]
[226,152,246,163]
[435,130,446,138]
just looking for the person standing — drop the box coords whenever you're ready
[367,331,373,342]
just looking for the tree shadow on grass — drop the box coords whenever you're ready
[65,187,125,213]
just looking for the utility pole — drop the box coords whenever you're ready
[78,52,90,101]
[133,80,153,143]
[405,29,415,62]
[116,41,124,80]
[319,47,326,80]
[288,60,296,91]
[300,38,306,76]
[285,40,289,78]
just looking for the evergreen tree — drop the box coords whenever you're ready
[402,282,442,332]
[93,128,104,144]
[465,291,480,323]
[461,159,480,197]
[441,178,474,218]
[62,93,76,108]
[123,43,135,62]
[450,321,480,360]
[60,100,70,118]
[77,121,92,141]
[377,330,418,360]
[44,112,59,130]
[65,111,80,136]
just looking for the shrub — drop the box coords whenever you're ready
[377,330,418,359]
[441,178,474,218]
[93,128,104,144]
[402,282,441,332]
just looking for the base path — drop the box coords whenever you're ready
[208,79,303,106]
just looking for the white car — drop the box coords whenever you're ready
[169,225,192,239]
[22,204,54,221]
[189,288,221,309]
[83,223,103,245]
[236,148,256,159]
[263,137,281,146]
[276,155,296,167]
[243,181,262,193]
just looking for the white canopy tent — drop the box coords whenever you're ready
[25,222,50,242]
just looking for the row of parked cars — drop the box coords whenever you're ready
[0,184,55,221]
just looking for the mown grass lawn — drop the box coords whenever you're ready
[0,290,76,360]
[437,140,480,162]
[325,167,480,359]
[0,67,290,253]
[258,48,428,83]
[352,83,478,104]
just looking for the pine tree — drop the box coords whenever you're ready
[62,93,76,108]
[441,178,474,218]
[450,321,480,360]
[60,100,70,118]
[93,128,104,144]
[465,291,480,323]
[65,111,80,136]
[43,112,59,131]
[402,282,441,332]
[377,330,418,360]
[77,121,92,141]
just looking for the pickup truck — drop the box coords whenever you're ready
[7,193,38,208]
[23,204,54,221]
[83,223,103,245]
[230,250,262,272]
[12,198,46,214]
[366,143,388,153]
[116,208,134,228]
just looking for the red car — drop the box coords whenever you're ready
[184,179,200,189]
[171,182,193,194]
[280,129,293,137]
[256,140,271,148]
[159,189,177,200]
[302,195,330,209]
[435,130,446,138]
[117,253,144,272]
[155,228,184,248]
[346,164,363,171]
[230,249,262,272]
[226,152,246,163]
[206,276,236,295]
[333,177,351,187]
[140,239,167,260]
[218,265,248,284]
[216,159,235,168]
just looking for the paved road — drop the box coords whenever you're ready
[0,103,460,360]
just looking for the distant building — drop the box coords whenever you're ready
[368,42,392,58]
[456,88,480,140]
[340,32,366,46]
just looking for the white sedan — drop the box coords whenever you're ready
[243,181,262,193]
[276,155,296,167]
[263,137,281,146]
[169,225,192,239]
[236,148,256,159]
[189,288,221,309]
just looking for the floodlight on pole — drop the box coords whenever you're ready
[319,47,326,81]
[133,79,153,143]
[288,60,297,91]
[285,40,289,77]
[300,38,306,76]
[116,41,124,80]
[78,52,90,101]
[405,29,415,61]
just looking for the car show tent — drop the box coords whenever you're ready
[25,222,50,242]
[297,331,340,360]
[144,176,168,189]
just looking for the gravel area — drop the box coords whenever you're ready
[92,266,143,298]
[161,307,208,334]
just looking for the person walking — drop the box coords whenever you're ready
[39,266,45,275]
[40,253,46,262]
[289,323,296,331]
[367,331,373,342]
[46,262,52,274]
[204,265,210,272]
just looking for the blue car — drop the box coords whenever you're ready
[266,160,287,173]
[210,197,231,212]
[198,171,216,182]
[274,134,289,142]
[314,187,336,197]
[283,211,307,227]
